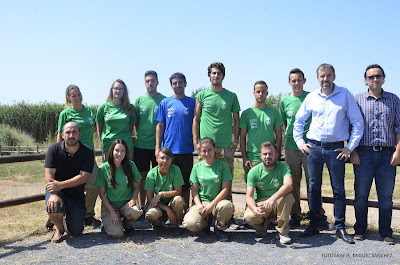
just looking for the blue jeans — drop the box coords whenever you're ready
[353,147,396,237]
[307,141,346,229]
[45,190,86,236]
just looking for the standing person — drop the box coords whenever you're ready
[155,72,195,208]
[240,80,283,182]
[279,69,328,228]
[351,64,400,245]
[96,139,143,238]
[182,137,235,241]
[134,71,166,208]
[193,62,240,178]
[244,141,294,244]
[145,147,186,236]
[96,79,135,162]
[293,63,364,244]
[55,85,100,227]
[45,122,94,243]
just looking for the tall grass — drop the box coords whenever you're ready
[0,124,37,154]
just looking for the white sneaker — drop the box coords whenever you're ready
[279,233,291,244]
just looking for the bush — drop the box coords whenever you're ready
[0,124,37,155]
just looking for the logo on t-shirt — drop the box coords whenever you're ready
[286,107,294,118]
[250,119,258,129]
[140,106,146,115]
[154,106,158,114]
[169,184,173,191]
[265,116,271,125]
[88,117,94,125]
[105,112,112,121]
[256,182,264,190]
[106,178,113,188]
[125,176,128,184]
[221,100,226,110]
[198,175,203,184]
[273,178,279,187]
[167,108,175,118]
[184,107,189,115]
[214,175,219,183]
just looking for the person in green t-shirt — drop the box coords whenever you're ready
[240,80,283,182]
[182,137,234,241]
[244,141,294,244]
[47,85,100,230]
[96,79,136,162]
[96,139,142,238]
[134,70,166,209]
[193,62,240,177]
[144,147,186,235]
[279,68,327,228]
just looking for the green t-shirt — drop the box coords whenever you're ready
[196,88,241,148]
[58,105,95,149]
[240,106,283,162]
[247,161,291,200]
[134,93,166,149]
[189,159,232,202]
[144,164,185,205]
[96,102,136,153]
[96,161,141,207]
[279,92,311,150]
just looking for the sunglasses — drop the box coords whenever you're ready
[366,75,383,81]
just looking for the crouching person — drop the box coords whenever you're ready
[96,139,143,238]
[45,122,95,243]
[183,137,234,241]
[244,141,294,244]
[145,147,186,235]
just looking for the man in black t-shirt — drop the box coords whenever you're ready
[45,122,94,243]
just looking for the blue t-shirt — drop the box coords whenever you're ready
[154,96,195,154]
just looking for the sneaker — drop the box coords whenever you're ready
[301,225,319,237]
[289,218,301,228]
[353,234,365,241]
[255,229,268,237]
[171,226,182,236]
[214,228,229,242]
[84,216,101,227]
[229,218,239,230]
[278,233,292,244]
[383,236,395,245]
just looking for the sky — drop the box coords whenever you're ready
[1,1,399,111]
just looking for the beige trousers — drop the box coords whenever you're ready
[244,193,294,234]
[182,199,235,232]
[101,203,143,238]
[145,196,186,227]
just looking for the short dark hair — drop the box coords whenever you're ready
[208,62,225,77]
[316,64,335,76]
[157,146,174,160]
[288,68,305,80]
[364,64,385,79]
[169,72,186,85]
[145,70,158,81]
[253,80,268,90]
[260,141,277,152]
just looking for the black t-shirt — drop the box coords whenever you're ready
[45,141,94,200]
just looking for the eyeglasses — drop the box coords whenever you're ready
[366,75,383,81]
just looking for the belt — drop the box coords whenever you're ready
[359,146,395,152]
[309,140,344,148]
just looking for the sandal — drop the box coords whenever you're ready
[50,229,65,243]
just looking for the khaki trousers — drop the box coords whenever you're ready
[85,160,98,218]
[285,148,325,221]
[101,203,143,238]
[244,193,294,234]
[145,196,186,227]
[182,199,235,232]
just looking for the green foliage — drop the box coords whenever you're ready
[0,101,64,142]
[265,93,284,109]
[0,124,37,154]
[191,86,207,98]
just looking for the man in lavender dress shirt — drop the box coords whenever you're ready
[351,64,400,245]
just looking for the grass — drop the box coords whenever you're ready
[0,156,399,244]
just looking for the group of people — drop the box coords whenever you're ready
[44,62,400,246]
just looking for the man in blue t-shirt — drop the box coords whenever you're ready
[155,72,195,207]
